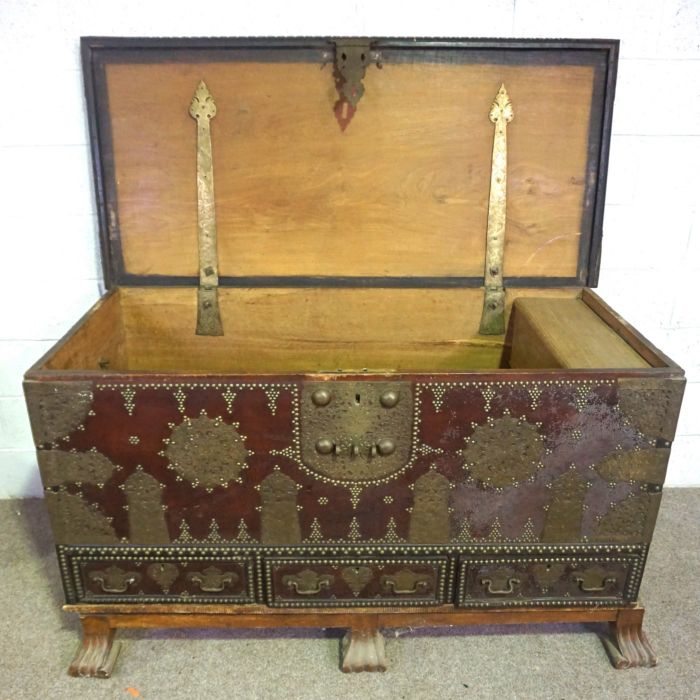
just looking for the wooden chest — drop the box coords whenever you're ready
[24,37,685,676]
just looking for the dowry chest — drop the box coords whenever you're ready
[24,37,685,676]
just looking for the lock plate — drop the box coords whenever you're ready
[300,382,413,482]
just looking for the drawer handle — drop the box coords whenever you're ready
[186,566,239,593]
[380,569,433,595]
[282,569,334,595]
[481,577,520,595]
[89,566,141,594]
[573,575,617,593]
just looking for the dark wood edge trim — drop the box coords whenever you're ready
[82,37,621,51]
[23,289,119,377]
[581,288,683,371]
[81,40,116,289]
[26,365,677,383]
[64,602,631,629]
[575,41,617,286]
[586,40,618,287]
[115,275,582,288]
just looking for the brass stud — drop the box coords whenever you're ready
[311,388,331,406]
[380,390,399,408]
[377,438,396,456]
[315,438,335,455]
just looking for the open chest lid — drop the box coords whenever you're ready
[83,37,617,292]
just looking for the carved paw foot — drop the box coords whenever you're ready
[68,617,121,678]
[341,628,387,673]
[604,610,658,669]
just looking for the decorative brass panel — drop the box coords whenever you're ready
[300,382,413,482]
[24,381,93,445]
[260,471,302,545]
[189,80,223,336]
[124,471,170,544]
[479,84,514,335]
[341,565,373,596]
[409,470,450,543]
[595,448,670,485]
[618,378,685,442]
[146,562,179,593]
[462,416,544,488]
[46,491,118,545]
[542,471,587,542]
[38,449,115,487]
[593,491,661,543]
[164,415,249,488]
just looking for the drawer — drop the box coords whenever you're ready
[457,555,642,608]
[59,546,256,604]
[265,556,450,608]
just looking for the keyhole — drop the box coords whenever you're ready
[355,393,361,405]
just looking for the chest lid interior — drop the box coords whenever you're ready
[83,37,617,290]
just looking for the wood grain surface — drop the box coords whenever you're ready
[509,297,650,369]
[106,60,595,280]
[44,287,585,372]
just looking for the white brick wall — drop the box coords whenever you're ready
[0,0,697,496]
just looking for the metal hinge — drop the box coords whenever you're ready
[189,80,223,336]
[479,84,514,336]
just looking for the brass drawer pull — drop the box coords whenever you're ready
[481,577,520,595]
[282,569,334,595]
[88,566,141,594]
[186,566,239,593]
[573,575,617,593]
[380,569,432,595]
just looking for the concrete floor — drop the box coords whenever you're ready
[1,490,698,699]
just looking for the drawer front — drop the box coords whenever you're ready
[457,555,642,608]
[60,546,255,604]
[265,556,450,607]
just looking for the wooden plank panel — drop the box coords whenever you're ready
[45,290,126,371]
[106,61,595,280]
[509,297,650,369]
[40,287,581,373]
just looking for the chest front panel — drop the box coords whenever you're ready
[28,375,680,550]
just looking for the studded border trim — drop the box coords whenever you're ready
[57,543,647,607]
[456,553,644,609]
[264,555,450,608]
[58,545,256,604]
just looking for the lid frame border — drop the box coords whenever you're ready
[81,36,620,290]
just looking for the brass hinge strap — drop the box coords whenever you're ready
[479,84,514,336]
[190,81,223,336]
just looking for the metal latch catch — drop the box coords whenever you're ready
[329,40,382,129]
